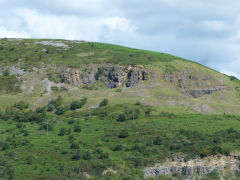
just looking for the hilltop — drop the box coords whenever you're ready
[0,38,240,114]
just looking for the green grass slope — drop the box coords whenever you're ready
[0,38,240,179]
[0,38,240,114]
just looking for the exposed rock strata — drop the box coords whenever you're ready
[144,155,240,178]
[58,65,149,88]
[164,72,228,98]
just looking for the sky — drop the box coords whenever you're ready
[0,0,240,78]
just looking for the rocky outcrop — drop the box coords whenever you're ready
[144,155,240,178]
[164,72,229,98]
[58,65,149,88]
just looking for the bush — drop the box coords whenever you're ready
[70,142,79,149]
[99,152,109,159]
[25,154,35,165]
[112,144,126,151]
[99,99,108,107]
[56,106,69,115]
[68,119,75,124]
[117,114,126,122]
[58,128,66,136]
[118,130,129,138]
[70,97,87,110]
[153,136,162,145]
[3,70,9,76]
[74,125,82,133]
[71,151,81,160]
[83,151,92,160]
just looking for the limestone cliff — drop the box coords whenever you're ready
[58,65,149,88]
[144,155,240,178]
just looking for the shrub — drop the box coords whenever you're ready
[145,108,152,115]
[99,152,109,159]
[117,114,126,122]
[74,125,82,133]
[3,70,9,76]
[58,128,66,136]
[99,99,108,107]
[83,151,92,160]
[112,144,125,151]
[68,135,75,142]
[153,136,162,145]
[70,142,79,149]
[71,151,81,160]
[70,97,87,110]
[56,106,69,115]
[68,119,75,124]
[118,130,129,138]
[25,154,35,165]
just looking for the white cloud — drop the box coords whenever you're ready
[0,26,30,38]
[198,20,230,33]
[14,8,136,41]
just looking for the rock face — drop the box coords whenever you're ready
[58,65,149,88]
[164,71,228,98]
[144,155,240,178]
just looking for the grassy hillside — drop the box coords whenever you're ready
[0,38,240,179]
[0,38,189,69]
[0,38,240,114]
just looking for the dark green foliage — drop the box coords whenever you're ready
[99,98,108,107]
[70,97,87,110]
[56,106,69,115]
[58,128,66,136]
[68,119,75,124]
[98,152,109,159]
[153,136,162,145]
[112,144,126,151]
[74,125,81,132]
[47,96,63,112]
[118,130,129,138]
[83,151,92,160]
[25,154,35,165]
[117,114,126,122]
[70,142,80,149]
[71,150,81,160]
[3,70,9,76]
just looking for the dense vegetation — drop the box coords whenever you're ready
[0,97,240,179]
